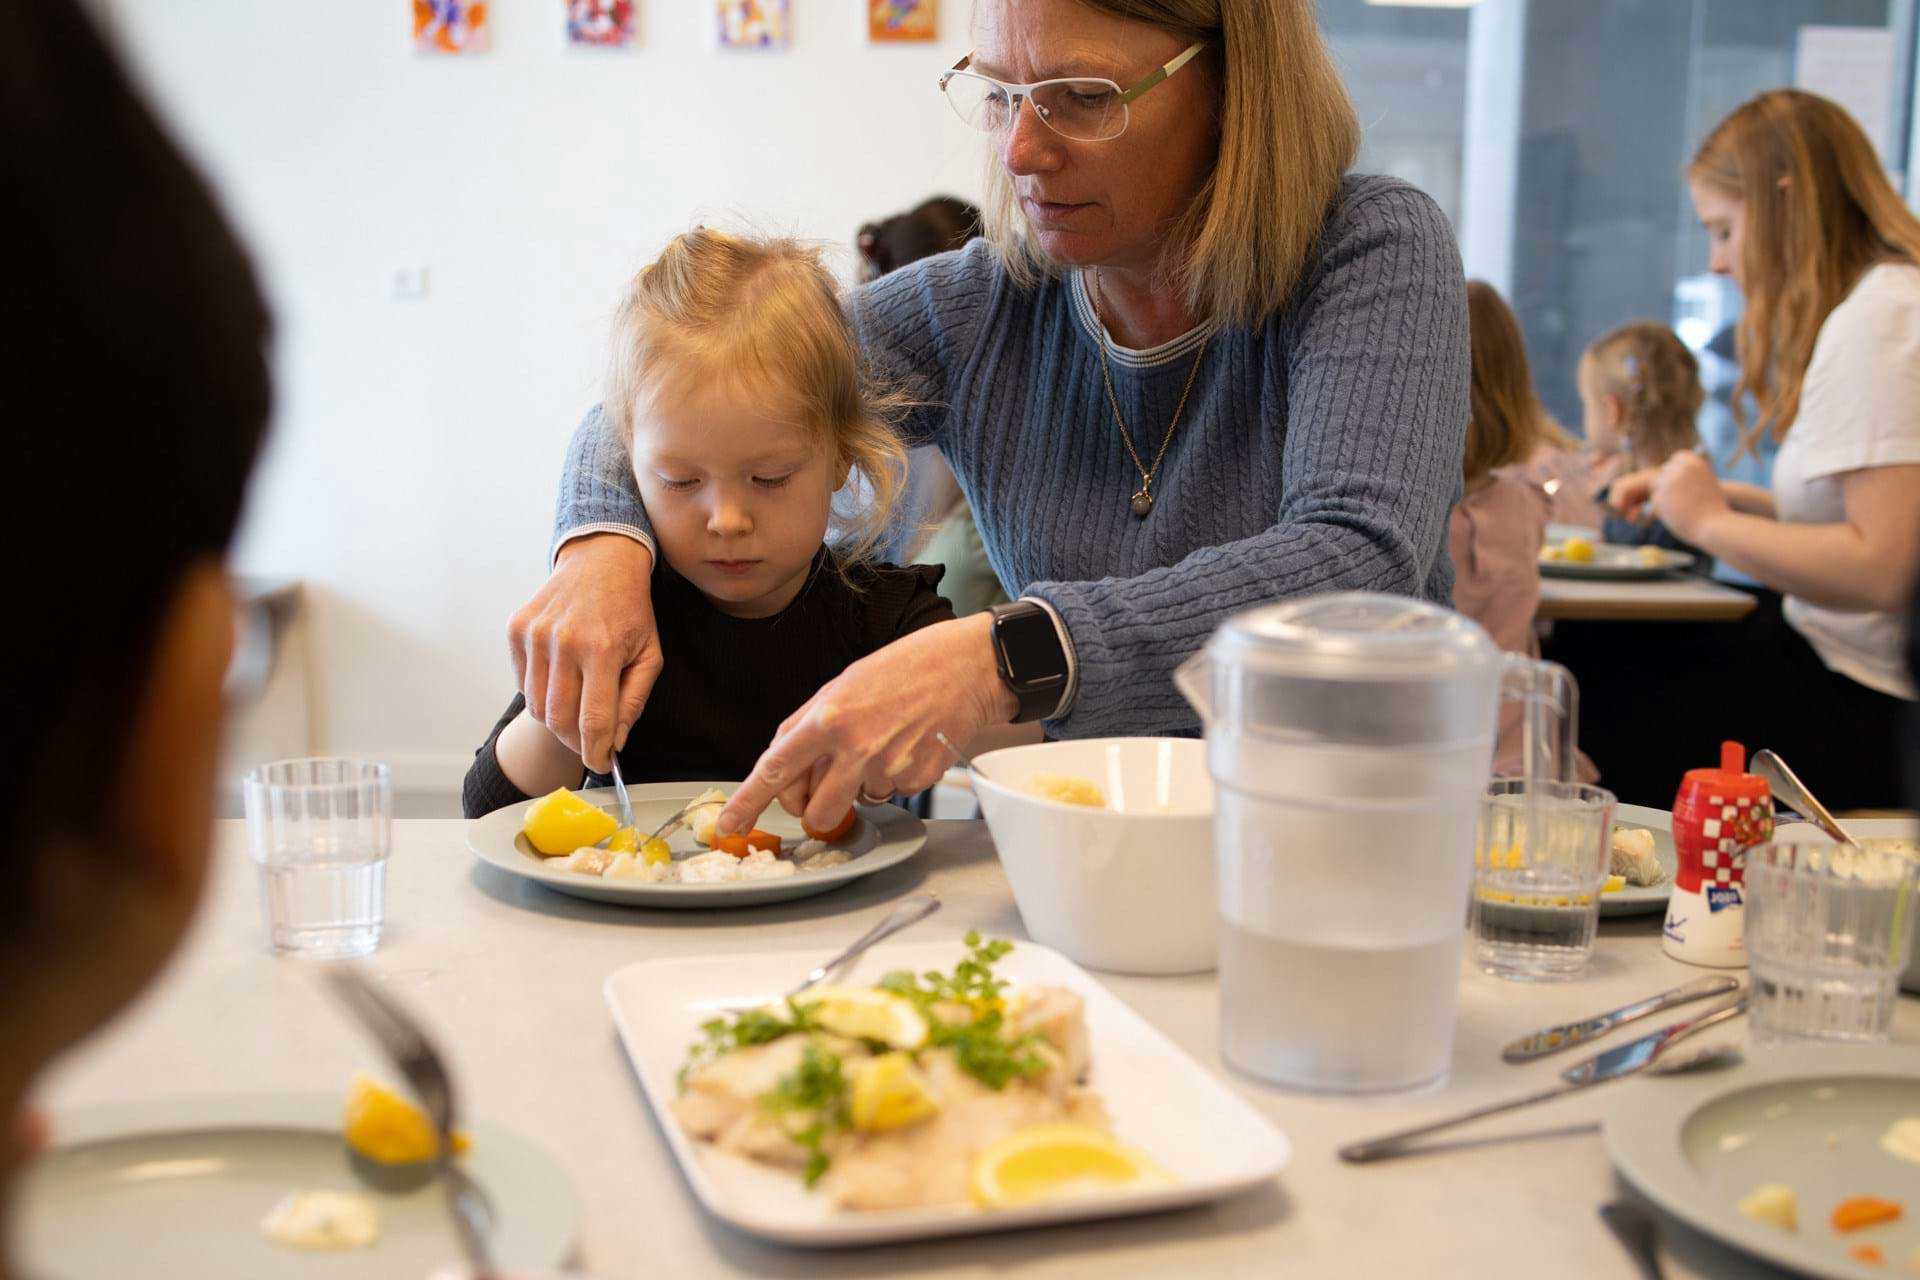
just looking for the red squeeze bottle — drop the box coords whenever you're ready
[1664,740,1775,967]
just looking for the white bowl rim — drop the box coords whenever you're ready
[971,736,1215,820]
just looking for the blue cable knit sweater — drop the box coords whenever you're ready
[554,174,1469,738]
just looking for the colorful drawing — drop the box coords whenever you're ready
[568,0,637,48]
[413,0,490,54]
[869,0,935,42]
[717,0,790,49]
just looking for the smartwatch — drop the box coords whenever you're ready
[989,600,1069,724]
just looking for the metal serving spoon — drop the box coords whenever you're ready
[1750,749,1857,847]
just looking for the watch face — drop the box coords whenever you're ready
[999,608,1064,684]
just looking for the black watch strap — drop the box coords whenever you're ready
[989,601,1069,724]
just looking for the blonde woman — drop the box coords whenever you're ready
[509,0,1469,837]
[463,230,954,815]
[1609,90,1920,807]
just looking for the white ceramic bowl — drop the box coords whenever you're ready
[971,737,1216,975]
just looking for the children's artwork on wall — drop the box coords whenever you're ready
[413,0,491,54]
[568,0,637,48]
[869,0,935,42]
[716,0,790,50]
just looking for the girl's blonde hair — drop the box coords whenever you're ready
[1464,280,1559,483]
[606,228,908,567]
[1690,89,1920,454]
[1582,322,1702,468]
[980,0,1360,327]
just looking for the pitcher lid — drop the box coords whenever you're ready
[1206,592,1500,680]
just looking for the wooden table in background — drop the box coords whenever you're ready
[1539,575,1758,622]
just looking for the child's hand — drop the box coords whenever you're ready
[1607,467,1659,523]
[1648,451,1730,543]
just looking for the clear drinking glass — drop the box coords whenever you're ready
[1744,841,1920,1045]
[1470,779,1617,981]
[243,758,391,959]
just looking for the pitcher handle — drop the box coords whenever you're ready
[1500,655,1579,785]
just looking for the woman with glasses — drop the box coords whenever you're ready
[508,0,1470,839]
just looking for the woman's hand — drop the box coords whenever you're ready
[717,613,1018,837]
[506,533,661,772]
[1648,451,1732,544]
[1606,467,1660,522]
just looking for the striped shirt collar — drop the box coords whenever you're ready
[1068,270,1219,370]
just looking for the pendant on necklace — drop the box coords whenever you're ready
[1130,489,1154,517]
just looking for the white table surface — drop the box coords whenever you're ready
[40,819,1917,1279]
[1538,574,1759,622]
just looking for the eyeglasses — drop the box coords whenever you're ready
[937,41,1206,143]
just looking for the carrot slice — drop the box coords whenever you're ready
[712,829,780,858]
[802,808,858,843]
[1831,1196,1903,1233]
[1848,1243,1884,1265]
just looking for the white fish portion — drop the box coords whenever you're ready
[1609,827,1666,886]
[675,985,1106,1210]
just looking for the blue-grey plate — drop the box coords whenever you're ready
[1606,1045,1920,1280]
[467,782,925,908]
[17,1094,577,1279]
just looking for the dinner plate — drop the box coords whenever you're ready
[1602,803,1678,917]
[467,782,926,908]
[1605,1045,1920,1280]
[604,938,1293,1246]
[15,1093,577,1279]
[1540,541,1696,579]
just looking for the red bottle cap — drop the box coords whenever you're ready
[1677,740,1768,800]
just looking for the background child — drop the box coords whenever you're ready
[1579,321,1706,557]
[463,229,954,816]
[1454,281,1596,779]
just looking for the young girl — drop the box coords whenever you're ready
[462,229,954,816]
[1578,321,1705,557]
[1453,282,1595,779]
[1602,89,1920,808]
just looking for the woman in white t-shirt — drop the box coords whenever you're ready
[1611,90,1920,809]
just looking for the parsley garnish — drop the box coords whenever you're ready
[759,1044,851,1186]
[677,998,818,1089]
[878,932,1048,1091]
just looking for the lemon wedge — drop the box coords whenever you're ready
[342,1074,468,1165]
[850,1052,941,1131]
[1601,874,1626,894]
[639,836,672,866]
[1562,536,1596,563]
[799,987,928,1050]
[605,826,640,854]
[970,1124,1172,1208]
[521,787,619,856]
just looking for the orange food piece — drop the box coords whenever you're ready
[712,829,780,858]
[803,808,858,843]
[1848,1243,1884,1265]
[1831,1196,1903,1233]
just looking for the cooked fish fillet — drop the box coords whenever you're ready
[673,1032,869,1166]
[821,1048,1106,1210]
[1006,987,1091,1084]
[1609,827,1666,886]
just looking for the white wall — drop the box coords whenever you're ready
[100,0,983,796]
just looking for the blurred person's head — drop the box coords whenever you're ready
[856,195,982,282]
[605,229,908,615]
[0,0,271,1177]
[1578,322,1703,469]
[968,0,1358,326]
[1690,89,1920,454]
[1464,280,1564,483]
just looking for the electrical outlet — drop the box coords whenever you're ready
[389,265,430,300]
